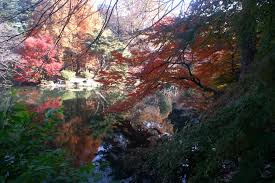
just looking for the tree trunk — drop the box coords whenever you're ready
[76,60,80,76]
[238,0,257,77]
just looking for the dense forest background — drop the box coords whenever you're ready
[0,0,274,182]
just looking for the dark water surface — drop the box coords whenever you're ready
[1,87,177,182]
[1,87,137,182]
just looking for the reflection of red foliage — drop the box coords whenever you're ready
[14,35,63,83]
[55,117,101,166]
[34,97,62,113]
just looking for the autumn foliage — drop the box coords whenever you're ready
[104,17,238,112]
[32,0,102,74]
[14,35,62,83]
[14,1,240,112]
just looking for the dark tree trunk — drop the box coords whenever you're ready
[238,0,257,77]
[76,60,80,76]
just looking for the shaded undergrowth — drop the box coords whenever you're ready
[125,56,275,182]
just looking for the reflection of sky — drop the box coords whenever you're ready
[93,0,192,16]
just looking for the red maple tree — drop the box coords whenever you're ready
[99,17,238,112]
[14,35,63,83]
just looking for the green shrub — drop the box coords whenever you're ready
[80,70,94,79]
[61,70,76,80]
[0,104,92,182]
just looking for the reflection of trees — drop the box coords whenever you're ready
[56,95,104,166]
[63,97,93,121]
[63,91,107,120]
[34,97,62,113]
[16,88,41,105]
[14,88,108,166]
[55,117,101,167]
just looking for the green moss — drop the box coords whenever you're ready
[157,92,172,117]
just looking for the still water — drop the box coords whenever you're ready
[1,87,168,182]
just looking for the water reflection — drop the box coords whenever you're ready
[56,116,101,167]
[2,87,176,182]
[14,87,105,167]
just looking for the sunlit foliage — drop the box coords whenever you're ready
[14,35,62,83]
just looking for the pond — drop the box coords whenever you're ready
[0,87,174,182]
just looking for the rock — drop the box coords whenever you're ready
[113,133,129,150]
[37,77,101,90]
[65,80,74,88]
[39,80,55,88]
[261,164,273,179]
